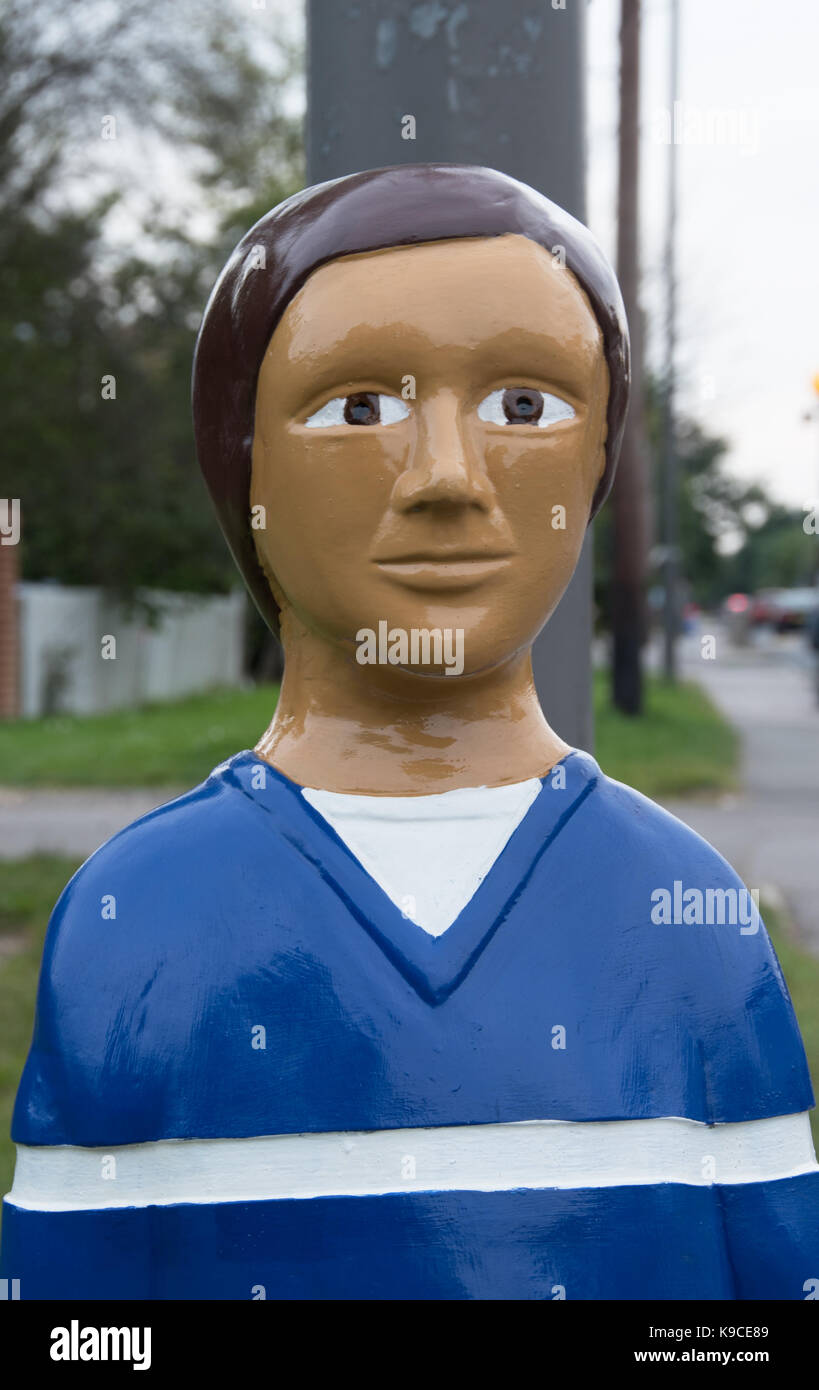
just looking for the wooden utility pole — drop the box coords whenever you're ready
[662,0,681,680]
[611,0,649,715]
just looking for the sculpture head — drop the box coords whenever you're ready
[193,164,629,681]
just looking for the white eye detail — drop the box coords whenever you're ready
[477,387,575,427]
[305,392,411,428]
[304,397,346,427]
[379,395,411,424]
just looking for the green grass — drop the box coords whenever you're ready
[1,860,816,1211]
[2,671,735,797]
[594,670,739,798]
[767,911,819,1150]
[0,685,279,788]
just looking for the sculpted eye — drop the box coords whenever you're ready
[477,387,575,428]
[305,392,410,428]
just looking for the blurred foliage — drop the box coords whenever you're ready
[723,504,818,596]
[2,0,303,607]
[596,377,818,620]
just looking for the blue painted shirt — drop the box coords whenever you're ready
[2,750,818,1299]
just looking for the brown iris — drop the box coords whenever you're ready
[344,392,380,425]
[502,388,543,424]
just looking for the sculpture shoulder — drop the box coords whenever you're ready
[569,758,793,997]
[65,756,261,878]
[581,763,754,906]
[586,763,803,994]
[25,752,313,1040]
[568,762,814,1116]
[12,754,303,1144]
[582,762,727,858]
[43,755,285,946]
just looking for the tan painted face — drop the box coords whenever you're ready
[251,234,608,680]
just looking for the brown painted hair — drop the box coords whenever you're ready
[192,163,630,635]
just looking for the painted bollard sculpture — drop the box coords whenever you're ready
[2,165,818,1300]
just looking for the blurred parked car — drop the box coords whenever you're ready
[767,588,819,632]
[749,589,784,626]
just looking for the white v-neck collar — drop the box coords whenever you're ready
[301,780,542,937]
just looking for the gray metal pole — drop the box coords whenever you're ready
[307,0,593,749]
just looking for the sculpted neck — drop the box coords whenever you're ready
[254,610,571,795]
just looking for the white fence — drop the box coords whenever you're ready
[17,583,246,717]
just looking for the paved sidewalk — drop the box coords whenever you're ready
[655,627,819,954]
[0,785,182,860]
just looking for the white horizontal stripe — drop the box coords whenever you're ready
[7,1113,817,1212]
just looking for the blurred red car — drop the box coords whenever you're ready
[749,589,783,625]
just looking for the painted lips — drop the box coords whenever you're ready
[374,553,513,591]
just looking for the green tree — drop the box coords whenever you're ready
[2,0,302,614]
[725,505,818,594]
[594,377,794,622]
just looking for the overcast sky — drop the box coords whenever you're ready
[588,0,819,512]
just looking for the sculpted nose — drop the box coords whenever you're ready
[391,391,494,513]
